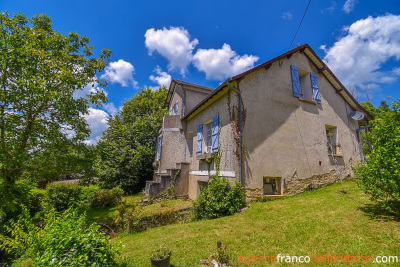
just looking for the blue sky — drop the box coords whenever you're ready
[3,0,400,143]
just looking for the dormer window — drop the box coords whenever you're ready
[290,65,321,103]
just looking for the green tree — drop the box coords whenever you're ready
[22,143,97,188]
[95,86,167,193]
[354,100,400,214]
[0,13,111,215]
[360,101,376,117]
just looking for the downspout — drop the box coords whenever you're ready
[225,79,243,185]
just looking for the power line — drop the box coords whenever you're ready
[288,0,312,51]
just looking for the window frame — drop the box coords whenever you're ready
[291,65,321,103]
[205,122,212,153]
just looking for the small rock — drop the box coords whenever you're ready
[240,206,249,212]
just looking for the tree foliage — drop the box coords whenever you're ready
[0,208,121,266]
[355,100,400,214]
[0,12,111,215]
[95,86,167,193]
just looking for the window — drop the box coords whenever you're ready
[263,177,282,195]
[156,134,162,160]
[174,100,179,114]
[290,65,321,103]
[196,115,219,156]
[326,126,339,155]
[169,100,179,115]
[205,123,212,153]
[196,124,203,155]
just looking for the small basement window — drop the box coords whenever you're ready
[263,177,282,195]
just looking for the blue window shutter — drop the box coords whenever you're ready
[196,125,203,155]
[290,65,301,97]
[157,135,162,160]
[212,115,219,152]
[311,72,321,103]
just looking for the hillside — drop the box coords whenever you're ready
[115,180,400,266]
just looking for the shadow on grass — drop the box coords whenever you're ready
[358,203,400,222]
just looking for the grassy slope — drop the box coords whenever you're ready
[115,180,400,266]
[85,192,192,225]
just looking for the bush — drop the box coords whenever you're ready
[46,182,83,211]
[0,181,34,220]
[354,100,400,214]
[0,208,121,266]
[193,176,245,220]
[26,188,46,214]
[90,186,124,209]
[80,185,100,205]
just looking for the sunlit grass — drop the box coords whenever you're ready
[113,180,400,266]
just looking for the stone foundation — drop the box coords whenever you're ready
[244,188,263,202]
[244,168,352,201]
[284,170,341,196]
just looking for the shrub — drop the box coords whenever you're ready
[46,182,83,211]
[26,188,46,214]
[90,186,124,209]
[354,100,400,214]
[0,208,121,266]
[0,181,34,220]
[193,176,245,220]
[80,185,100,205]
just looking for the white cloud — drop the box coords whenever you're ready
[145,27,199,75]
[73,82,107,100]
[281,11,293,20]
[321,14,400,89]
[149,66,172,87]
[321,1,336,14]
[343,0,357,14]
[83,108,109,145]
[103,102,118,115]
[193,44,259,80]
[101,59,137,87]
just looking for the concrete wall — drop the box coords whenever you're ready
[238,51,361,200]
[160,50,363,201]
[184,89,212,116]
[169,84,184,116]
[185,95,238,199]
[159,129,187,171]
[159,84,211,173]
[168,84,211,117]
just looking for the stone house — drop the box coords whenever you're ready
[146,44,372,201]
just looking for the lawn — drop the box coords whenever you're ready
[85,192,192,225]
[114,180,400,266]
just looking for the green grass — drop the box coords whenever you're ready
[85,192,192,225]
[114,180,400,266]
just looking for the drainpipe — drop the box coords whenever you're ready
[225,79,243,185]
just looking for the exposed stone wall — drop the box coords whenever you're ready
[285,169,341,196]
[244,188,263,202]
[244,168,352,201]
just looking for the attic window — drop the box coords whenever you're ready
[290,65,321,103]
[169,100,179,115]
